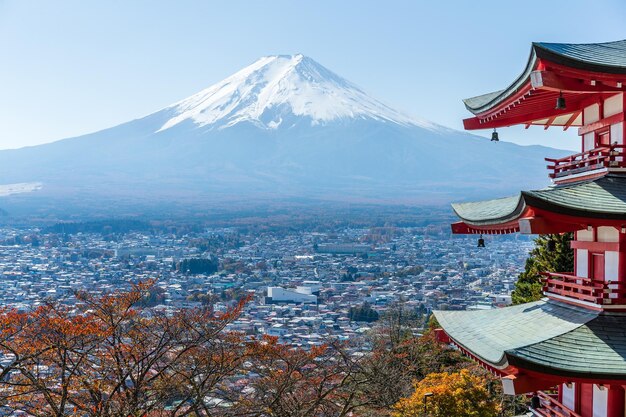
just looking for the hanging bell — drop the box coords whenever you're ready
[477,234,485,247]
[555,91,566,110]
[491,128,499,142]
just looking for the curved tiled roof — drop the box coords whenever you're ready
[452,195,524,226]
[508,314,626,378]
[523,175,626,219]
[535,40,626,74]
[464,40,626,114]
[452,175,626,226]
[436,299,626,378]
[434,300,597,368]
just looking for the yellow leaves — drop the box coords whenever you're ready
[393,369,499,417]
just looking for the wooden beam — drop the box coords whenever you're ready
[531,70,626,93]
[518,216,583,235]
[544,115,557,130]
[570,240,619,252]
[544,60,626,83]
[501,374,557,396]
[563,110,582,131]
[464,105,583,130]
[578,113,625,135]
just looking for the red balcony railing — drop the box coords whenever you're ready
[541,272,626,306]
[530,391,582,417]
[545,144,626,179]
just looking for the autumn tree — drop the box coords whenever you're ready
[0,302,107,416]
[0,280,248,417]
[226,335,370,417]
[512,233,574,304]
[392,369,499,417]
[0,283,506,417]
[374,300,422,349]
[356,329,469,414]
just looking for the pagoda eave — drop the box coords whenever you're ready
[434,300,626,394]
[451,176,626,234]
[451,220,520,235]
[462,40,626,131]
[506,355,626,385]
[452,206,626,235]
[438,328,626,387]
[451,213,586,235]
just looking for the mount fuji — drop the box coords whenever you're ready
[0,54,567,214]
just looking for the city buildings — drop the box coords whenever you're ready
[0,219,530,350]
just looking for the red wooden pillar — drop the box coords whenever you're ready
[580,383,593,417]
[607,385,625,417]
[622,92,626,151]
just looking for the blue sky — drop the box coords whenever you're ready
[0,0,625,151]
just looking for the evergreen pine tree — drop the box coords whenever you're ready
[511,233,574,305]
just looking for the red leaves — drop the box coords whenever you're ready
[0,282,248,416]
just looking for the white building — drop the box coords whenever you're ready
[266,286,317,304]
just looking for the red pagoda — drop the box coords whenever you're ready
[434,40,626,417]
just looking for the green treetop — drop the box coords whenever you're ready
[511,233,574,305]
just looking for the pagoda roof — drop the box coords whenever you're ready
[509,314,626,379]
[452,195,524,227]
[452,175,626,234]
[434,300,596,369]
[463,40,626,130]
[532,40,626,75]
[435,300,626,380]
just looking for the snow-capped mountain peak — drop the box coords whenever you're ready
[157,54,436,132]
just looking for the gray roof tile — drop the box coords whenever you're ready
[433,300,597,367]
[452,175,626,226]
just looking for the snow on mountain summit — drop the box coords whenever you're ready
[158,54,437,132]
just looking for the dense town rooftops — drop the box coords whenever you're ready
[462,39,626,130]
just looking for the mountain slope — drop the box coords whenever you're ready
[157,54,434,131]
[0,55,569,214]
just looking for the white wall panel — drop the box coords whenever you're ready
[578,229,594,242]
[562,383,576,411]
[604,93,623,117]
[585,103,601,125]
[598,226,619,242]
[610,121,623,145]
[584,132,595,151]
[605,251,619,281]
[593,384,607,417]
[577,249,589,278]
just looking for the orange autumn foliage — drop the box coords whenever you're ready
[0,283,489,417]
[0,280,249,417]
[229,335,369,417]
